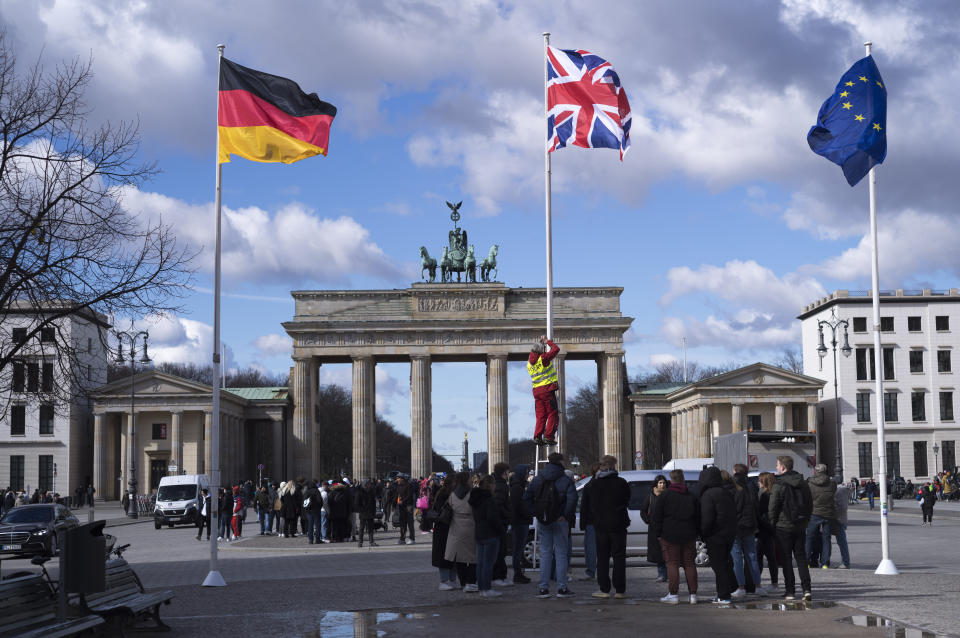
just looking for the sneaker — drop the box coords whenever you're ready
[660,593,679,604]
[731,588,746,600]
[536,588,552,599]
[480,589,503,598]
[439,582,455,591]
[837,564,849,570]
[654,576,667,583]
[463,583,479,593]
[689,594,698,605]
[447,581,462,590]
[591,591,611,599]
[195,535,201,541]
[714,598,731,605]
[803,591,813,602]
[556,587,575,598]
[533,436,543,445]
[821,564,829,569]
[217,536,223,541]
[543,438,557,446]
[397,539,405,545]
[492,579,514,587]
[784,592,796,601]
[578,572,595,581]
[406,539,415,545]
[613,593,627,600]
[513,574,531,584]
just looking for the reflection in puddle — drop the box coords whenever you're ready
[734,601,837,611]
[837,614,945,638]
[309,611,439,638]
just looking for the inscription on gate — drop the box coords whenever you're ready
[417,296,499,313]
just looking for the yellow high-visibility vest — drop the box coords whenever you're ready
[527,357,558,388]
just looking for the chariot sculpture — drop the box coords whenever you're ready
[419,201,499,283]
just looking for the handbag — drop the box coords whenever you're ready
[437,502,453,526]
[416,496,429,509]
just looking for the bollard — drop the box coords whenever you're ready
[88,503,95,523]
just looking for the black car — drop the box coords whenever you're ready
[0,504,79,558]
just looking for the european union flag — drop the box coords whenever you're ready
[808,56,887,186]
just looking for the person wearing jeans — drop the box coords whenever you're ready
[471,476,503,597]
[731,467,765,597]
[769,456,813,600]
[509,464,533,584]
[806,465,837,568]
[731,533,764,594]
[523,453,577,598]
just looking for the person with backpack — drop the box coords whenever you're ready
[652,469,700,604]
[509,464,533,584]
[303,479,323,544]
[524,452,577,599]
[920,481,937,526]
[357,479,379,547]
[255,485,271,536]
[698,466,738,604]
[769,456,814,601]
[806,464,837,568]
[395,475,416,545]
[586,455,631,599]
[731,464,767,598]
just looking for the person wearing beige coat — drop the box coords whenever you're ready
[443,473,478,591]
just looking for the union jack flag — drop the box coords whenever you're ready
[547,46,631,160]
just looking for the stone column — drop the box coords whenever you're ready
[486,354,509,471]
[775,403,786,432]
[272,415,285,481]
[806,403,818,433]
[170,411,182,473]
[699,405,711,457]
[555,353,567,455]
[603,351,626,468]
[670,412,678,462]
[291,356,314,479]
[410,355,432,478]
[731,403,743,433]
[203,411,213,478]
[597,358,607,455]
[93,413,105,501]
[634,410,647,469]
[352,356,375,480]
[679,409,688,458]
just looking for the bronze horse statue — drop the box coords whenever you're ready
[480,244,498,282]
[419,246,437,282]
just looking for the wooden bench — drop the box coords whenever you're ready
[72,558,174,635]
[0,574,104,638]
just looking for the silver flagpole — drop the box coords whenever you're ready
[543,32,554,341]
[864,40,896,576]
[203,43,227,588]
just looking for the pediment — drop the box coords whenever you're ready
[695,363,824,389]
[94,370,212,397]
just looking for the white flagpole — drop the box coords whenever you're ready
[203,43,227,588]
[543,32,554,341]
[865,40,897,576]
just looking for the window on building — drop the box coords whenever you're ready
[856,347,875,380]
[41,361,53,392]
[27,362,39,392]
[746,414,762,431]
[152,423,168,440]
[908,316,921,332]
[39,404,54,435]
[12,327,27,343]
[39,327,55,342]
[38,455,53,492]
[853,317,867,333]
[936,315,950,331]
[911,391,925,422]
[913,441,928,477]
[910,350,924,373]
[883,347,895,380]
[12,360,25,392]
[9,455,24,491]
[938,350,952,373]
[858,441,872,478]
[884,392,898,422]
[856,392,871,422]
[880,316,894,332]
[10,405,26,436]
[886,441,901,477]
[942,441,956,473]
[87,337,92,353]
[940,391,954,421]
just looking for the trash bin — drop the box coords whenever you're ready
[64,520,106,594]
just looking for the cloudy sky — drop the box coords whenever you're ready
[4,0,958,463]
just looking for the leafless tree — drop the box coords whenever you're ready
[0,36,194,406]
[773,346,805,374]
[636,359,744,385]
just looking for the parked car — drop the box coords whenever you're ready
[0,503,79,558]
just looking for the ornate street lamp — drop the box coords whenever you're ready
[115,328,151,518]
[818,308,852,484]
[933,443,940,477]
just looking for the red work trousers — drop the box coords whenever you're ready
[533,390,559,439]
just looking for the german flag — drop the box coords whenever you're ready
[218,58,337,164]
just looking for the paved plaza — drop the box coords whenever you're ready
[1,500,956,637]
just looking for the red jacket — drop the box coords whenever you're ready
[528,339,560,396]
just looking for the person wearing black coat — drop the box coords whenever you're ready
[293,479,305,536]
[586,455,631,597]
[730,467,766,597]
[217,487,233,541]
[432,474,458,590]
[357,480,378,547]
[756,472,779,588]
[509,464,532,584]
[303,480,323,544]
[280,481,299,538]
[699,466,738,603]
[640,475,668,583]
[491,462,513,586]
[395,476,416,544]
[470,475,505,597]
[652,469,700,603]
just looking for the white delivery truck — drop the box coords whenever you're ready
[713,431,818,478]
[153,474,209,529]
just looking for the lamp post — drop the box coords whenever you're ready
[933,443,940,477]
[818,308,852,484]
[115,328,151,518]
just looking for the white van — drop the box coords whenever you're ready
[153,474,209,530]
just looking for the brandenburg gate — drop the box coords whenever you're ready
[282,283,633,479]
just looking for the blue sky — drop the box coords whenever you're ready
[4,0,959,463]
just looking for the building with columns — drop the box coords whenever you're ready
[283,283,634,480]
[629,363,825,469]
[90,371,290,499]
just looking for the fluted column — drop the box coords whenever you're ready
[410,355,432,478]
[486,354,509,470]
[603,351,625,467]
[775,403,786,432]
[634,410,647,469]
[670,412,678,462]
[731,403,743,433]
[597,358,607,455]
[291,356,314,478]
[170,411,182,473]
[203,411,213,477]
[555,353,567,455]
[699,405,711,457]
[352,356,375,480]
[93,413,105,500]
[679,409,688,458]
[272,415,284,481]
[807,402,818,433]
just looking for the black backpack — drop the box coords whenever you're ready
[534,478,562,524]
[781,482,809,525]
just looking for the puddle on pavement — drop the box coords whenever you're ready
[308,610,439,637]
[734,600,837,611]
[837,614,946,638]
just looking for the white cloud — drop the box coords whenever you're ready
[649,353,679,367]
[132,314,228,368]
[437,414,477,432]
[661,313,800,350]
[253,333,292,357]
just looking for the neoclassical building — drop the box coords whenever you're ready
[630,363,826,469]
